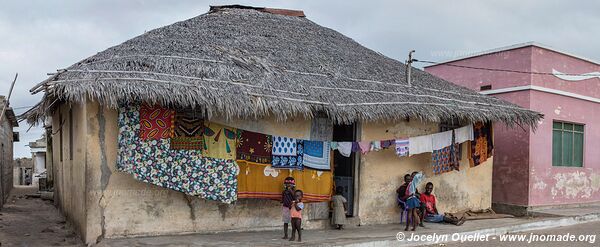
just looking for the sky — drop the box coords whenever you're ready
[1,0,599,158]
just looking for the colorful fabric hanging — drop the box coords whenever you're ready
[358,141,371,154]
[409,135,433,155]
[470,122,494,167]
[432,130,459,174]
[394,139,409,157]
[303,141,331,171]
[202,122,237,160]
[117,105,238,204]
[336,142,352,157]
[330,142,339,150]
[381,139,394,149]
[139,104,174,140]
[272,136,297,156]
[351,142,360,153]
[170,111,204,150]
[236,130,272,164]
[272,138,304,170]
[237,161,332,202]
[370,141,382,151]
[432,144,460,175]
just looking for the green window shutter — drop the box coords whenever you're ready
[562,131,573,166]
[552,129,562,166]
[573,132,584,167]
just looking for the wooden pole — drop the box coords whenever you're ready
[0,73,18,123]
[406,50,415,87]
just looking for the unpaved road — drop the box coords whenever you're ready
[0,186,83,246]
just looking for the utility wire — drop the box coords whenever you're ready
[416,60,597,77]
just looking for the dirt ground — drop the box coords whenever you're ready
[0,186,83,246]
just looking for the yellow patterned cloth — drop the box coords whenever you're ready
[202,122,237,160]
[236,160,333,202]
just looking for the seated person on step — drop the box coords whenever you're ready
[419,182,445,223]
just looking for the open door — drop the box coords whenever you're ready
[332,123,357,216]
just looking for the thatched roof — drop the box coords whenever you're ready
[22,5,542,127]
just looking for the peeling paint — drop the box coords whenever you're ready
[533,179,547,190]
[552,171,600,199]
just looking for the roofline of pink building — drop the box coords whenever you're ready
[424,41,600,67]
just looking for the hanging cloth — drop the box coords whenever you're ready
[371,141,382,151]
[303,141,331,171]
[170,111,203,150]
[432,130,459,175]
[202,122,237,160]
[117,106,238,204]
[431,130,453,150]
[358,141,371,154]
[469,122,494,167]
[236,161,333,202]
[408,135,433,155]
[236,130,272,164]
[455,124,475,144]
[272,137,304,170]
[381,139,394,149]
[139,104,174,140]
[336,142,352,157]
[394,139,410,157]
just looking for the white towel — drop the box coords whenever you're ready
[431,130,453,150]
[455,125,474,144]
[337,142,352,157]
[408,135,433,155]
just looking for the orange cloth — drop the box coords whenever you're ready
[236,161,333,202]
[291,202,304,219]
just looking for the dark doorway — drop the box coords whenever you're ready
[333,123,356,216]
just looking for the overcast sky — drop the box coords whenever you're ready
[2,0,599,158]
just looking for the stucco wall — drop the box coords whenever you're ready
[82,101,328,244]
[528,91,600,206]
[491,90,531,206]
[52,103,88,239]
[358,120,493,225]
[0,116,14,207]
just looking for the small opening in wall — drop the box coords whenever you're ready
[480,85,492,91]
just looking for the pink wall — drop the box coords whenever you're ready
[425,47,532,91]
[531,47,600,99]
[426,44,600,207]
[492,91,531,206]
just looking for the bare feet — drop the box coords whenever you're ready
[411,227,416,231]
[404,227,409,231]
[282,236,288,239]
[289,237,295,241]
[297,238,301,242]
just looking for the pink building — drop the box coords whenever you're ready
[426,42,600,214]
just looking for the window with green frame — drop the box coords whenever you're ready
[552,121,584,167]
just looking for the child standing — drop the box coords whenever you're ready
[405,171,424,231]
[281,177,296,239]
[289,190,304,242]
[331,186,348,230]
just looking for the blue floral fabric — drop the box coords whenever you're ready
[117,105,239,204]
[272,140,304,170]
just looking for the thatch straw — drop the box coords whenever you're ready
[21,6,542,127]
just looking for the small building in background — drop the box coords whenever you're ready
[0,95,19,208]
[426,42,600,215]
[14,157,33,186]
[28,136,47,189]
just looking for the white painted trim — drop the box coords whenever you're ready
[480,85,600,104]
[425,41,600,67]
